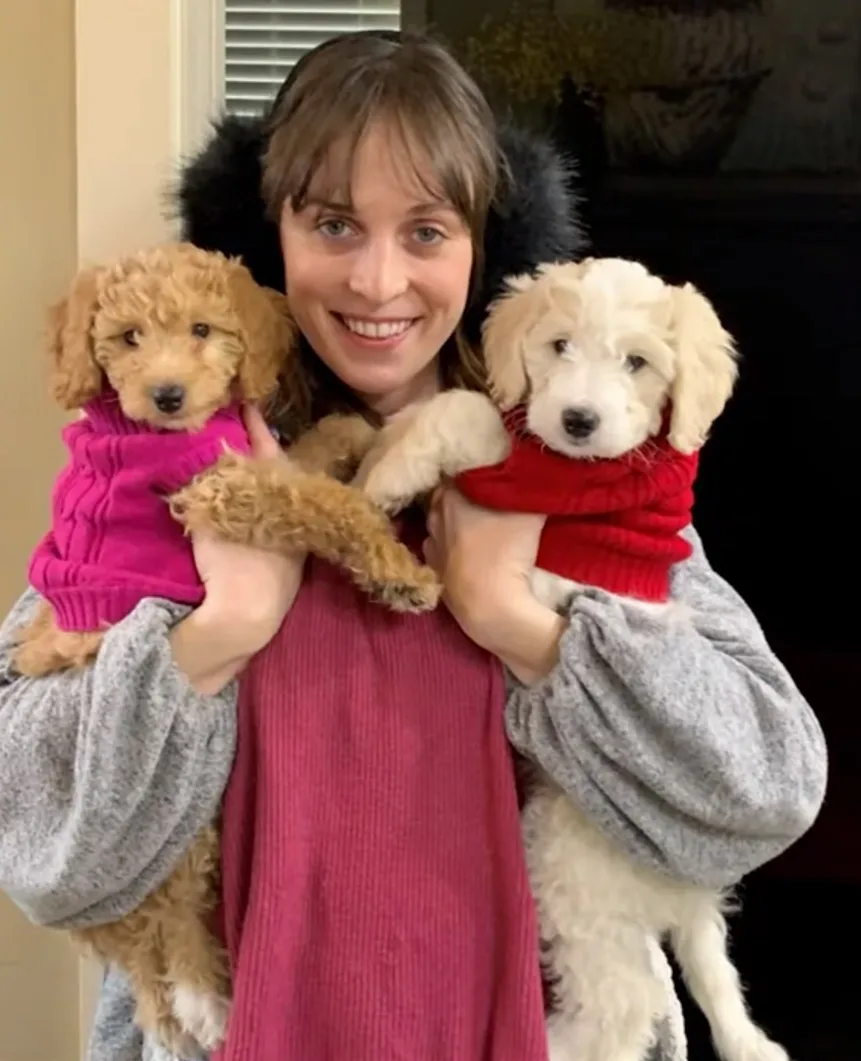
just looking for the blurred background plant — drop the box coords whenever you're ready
[456,0,774,171]
[459,1,770,104]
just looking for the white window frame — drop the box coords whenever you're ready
[195,0,427,118]
[173,0,227,160]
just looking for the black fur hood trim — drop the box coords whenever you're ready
[173,114,584,342]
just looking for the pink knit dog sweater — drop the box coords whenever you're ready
[29,392,250,631]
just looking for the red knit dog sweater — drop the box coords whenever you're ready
[456,408,699,602]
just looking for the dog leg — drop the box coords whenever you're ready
[12,601,104,677]
[542,925,665,1061]
[169,453,441,613]
[134,979,201,1060]
[71,917,199,1060]
[286,413,378,482]
[160,829,231,1052]
[672,905,789,1061]
[353,390,511,513]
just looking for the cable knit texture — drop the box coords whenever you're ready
[215,517,548,1061]
[456,411,698,602]
[28,393,251,630]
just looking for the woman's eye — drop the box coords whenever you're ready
[626,353,648,373]
[317,218,352,239]
[122,329,141,347]
[191,322,210,339]
[414,226,444,246]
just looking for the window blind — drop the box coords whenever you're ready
[224,1,402,116]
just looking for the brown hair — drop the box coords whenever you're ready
[260,30,502,440]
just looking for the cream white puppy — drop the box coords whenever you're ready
[355,258,789,1061]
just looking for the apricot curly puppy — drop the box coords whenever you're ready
[13,242,439,1057]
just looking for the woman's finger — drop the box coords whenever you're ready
[425,504,442,545]
[422,536,441,573]
[243,403,281,459]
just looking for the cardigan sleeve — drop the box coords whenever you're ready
[0,588,237,928]
[505,525,828,889]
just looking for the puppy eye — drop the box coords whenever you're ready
[122,329,141,347]
[191,323,211,339]
[626,353,647,373]
[552,338,570,355]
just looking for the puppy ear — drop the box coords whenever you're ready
[228,263,298,402]
[668,283,739,454]
[48,267,105,409]
[481,272,543,410]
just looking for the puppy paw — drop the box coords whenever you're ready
[171,983,230,1052]
[358,454,426,515]
[168,452,283,548]
[438,392,511,476]
[288,413,377,479]
[715,1027,791,1061]
[150,1013,202,1061]
[747,1043,790,1061]
[368,566,442,614]
[546,1015,579,1061]
[169,452,243,528]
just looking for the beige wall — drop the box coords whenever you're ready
[76,0,178,263]
[0,4,83,1060]
[0,2,200,1056]
[0,4,75,613]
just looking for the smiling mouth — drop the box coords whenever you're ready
[333,313,417,341]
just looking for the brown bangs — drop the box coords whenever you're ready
[261,32,499,257]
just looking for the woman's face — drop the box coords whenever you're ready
[279,121,474,416]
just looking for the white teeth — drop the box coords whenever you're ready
[342,317,412,339]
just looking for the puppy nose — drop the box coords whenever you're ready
[151,384,186,414]
[562,406,600,440]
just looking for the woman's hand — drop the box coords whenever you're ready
[423,485,566,684]
[171,404,307,693]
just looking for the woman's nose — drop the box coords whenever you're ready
[347,239,409,304]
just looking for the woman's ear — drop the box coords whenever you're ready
[667,283,739,454]
[481,272,543,410]
[228,262,298,402]
[48,267,105,409]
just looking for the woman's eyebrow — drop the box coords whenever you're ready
[408,200,455,215]
[303,196,456,218]
[304,196,354,213]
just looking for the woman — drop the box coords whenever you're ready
[0,30,826,1061]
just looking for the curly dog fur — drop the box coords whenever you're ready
[14,241,439,1056]
[170,444,441,613]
